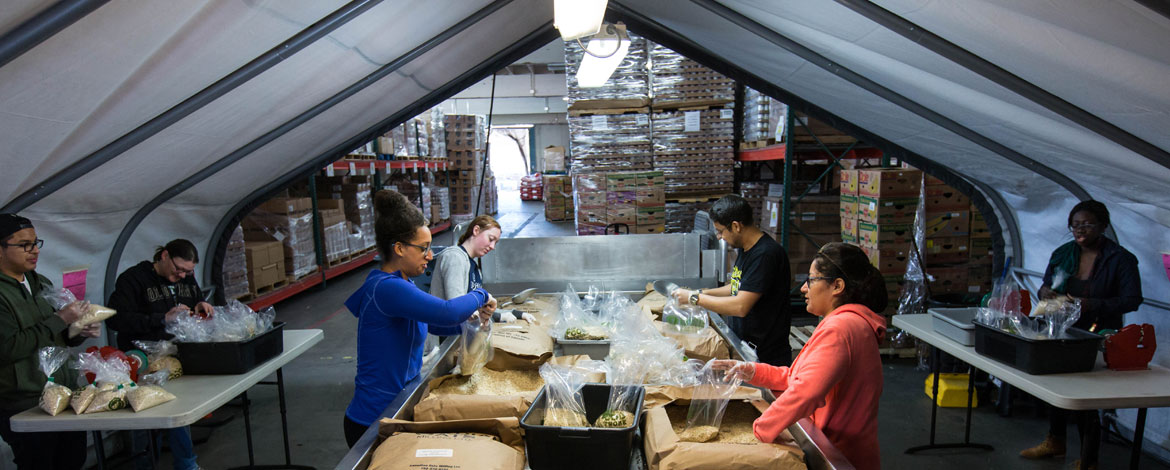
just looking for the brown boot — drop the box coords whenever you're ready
[1019,434,1066,459]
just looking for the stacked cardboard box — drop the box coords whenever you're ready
[243,197,317,279]
[445,114,489,218]
[243,240,285,295]
[564,30,649,106]
[761,195,841,277]
[665,199,715,233]
[742,87,788,144]
[839,169,860,244]
[923,178,972,295]
[430,186,450,225]
[316,197,351,263]
[573,171,665,235]
[543,175,573,221]
[317,176,375,253]
[649,43,735,106]
[568,111,653,174]
[429,106,446,159]
[739,182,768,226]
[969,207,994,295]
[222,224,250,299]
[542,145,566,173]
[651,107,735,197]
[854,168,922,307]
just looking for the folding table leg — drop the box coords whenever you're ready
[92,431,106,470]
[1131,408,1147,470]
[906,348,993,454]
[227,370,315,470]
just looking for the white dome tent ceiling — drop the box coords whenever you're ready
[1,0,1168,456]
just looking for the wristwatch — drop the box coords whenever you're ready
[690,291,700,306]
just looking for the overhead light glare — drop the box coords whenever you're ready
[575,23,629,88]
[554,0,609,40]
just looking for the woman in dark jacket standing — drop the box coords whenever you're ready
[1019,200,1142,470]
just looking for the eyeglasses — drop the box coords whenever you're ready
[0,239,43,253]
[169,257,195,276]
[803,276,835,286]
[1068,223,1098,232]
[400,242,432,254]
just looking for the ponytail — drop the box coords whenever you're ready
[813,242,888,313]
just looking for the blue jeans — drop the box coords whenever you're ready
[131,426,198,470]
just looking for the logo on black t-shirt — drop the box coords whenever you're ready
[730,266,742,296]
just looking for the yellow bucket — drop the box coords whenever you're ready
[924,373,978,408]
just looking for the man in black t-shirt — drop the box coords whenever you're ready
[673,195,792,366]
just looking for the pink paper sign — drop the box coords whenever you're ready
[63,269,87,301]
[1162,253,1170,283]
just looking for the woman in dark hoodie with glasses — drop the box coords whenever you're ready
[1019,200,1142,470]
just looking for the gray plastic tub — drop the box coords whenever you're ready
[929,307,982,346]
[556,338,611,360]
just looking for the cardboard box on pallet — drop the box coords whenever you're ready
[243,209,317,279]
[925,185,970,212]
[858,222,913,248]
[924,210,970,238]
[259,197,312,214]
[924,236,970,264]
[636,187,665,206]
[858,168,921,198]
[884,274,906,302]
[322,221,350,263]
[927,265,968,295]
[970,237,994,265]
[607,205,637,225]
[840,194,858,220]
[244,241,285,292]
[858,196,918,224]
[636,206,666,225]
[841,216,859,244]
[925,174,946,186]
[840,169,860,195]
[543,146,566,173]
[862,243,911,275]
[970,208,991,239]
[636,224,666,234]
[790,196,840,235]
[636,171,665,188]
[968,265,993,295]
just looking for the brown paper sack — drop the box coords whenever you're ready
[413,355,606,422]
[546,354,607,383]
[642,385,763,410]
[653,321,731,363]
[486,321,554,371]
[504,295,559,324]
[643,402,807,470]
[638,283,670,319]
[369,418,524,470]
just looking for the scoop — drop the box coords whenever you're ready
[499,288,538,308]
[652,280,680,297]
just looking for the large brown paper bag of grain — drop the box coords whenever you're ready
[412,373,538,421]
[654,321,731,363]
[642,385,763,409]
[638,283,670,319]
[547,354,607,383]
[643,402,806,470]
[487,321,554,371]
[503,294,559,324]
[370,418,524,470]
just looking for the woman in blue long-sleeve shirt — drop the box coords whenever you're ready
[342,190,496,447]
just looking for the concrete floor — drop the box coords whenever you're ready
[106,198,1168,470]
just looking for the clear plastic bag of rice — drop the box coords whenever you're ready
[134,340,183,380]
[538,363,589,427]
[680,360,744,442]
[37,347,72,416]
[77,352,133,414]
[126,371,176,412]
[40,287,116,327]
[458,315,493,376]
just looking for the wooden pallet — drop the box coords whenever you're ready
[665,193,732,203]
[651,99,734,112]
[794,135,857,145]
[286,268,319,284]
[249,278,289,298]
[345,153,377,161]
[568,106,650,117]
[740,139,779,150]
[230,292,254,302]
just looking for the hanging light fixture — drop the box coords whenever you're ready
[554,0,609,40]
[575,22,629,88]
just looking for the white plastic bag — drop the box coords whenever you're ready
[680,359,744,442]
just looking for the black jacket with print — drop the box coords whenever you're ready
[106,260,203,350]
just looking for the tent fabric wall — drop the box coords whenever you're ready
[1,0,1168,460]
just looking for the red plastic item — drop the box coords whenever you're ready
[84,346,139,383]
[1104,324,1156,371]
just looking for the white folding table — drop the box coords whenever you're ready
[894,314,1170,469]
[10,329,323,470]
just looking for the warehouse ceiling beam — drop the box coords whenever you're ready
[105,0,518,301]
[689,0,1093,204]
[205,24,559,293]
[1,0,384,213]
[1135,0,1170,21]
[608,1,1022,267]
[832,0,1170,170]
[0,0,110,70]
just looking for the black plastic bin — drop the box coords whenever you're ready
[972,320,1103,375]
[176,322,285,375]
[520,383,644,470]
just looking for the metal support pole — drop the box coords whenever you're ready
[779,111,794,249]
[309,174,326,289]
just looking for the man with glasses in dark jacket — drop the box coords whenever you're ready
[0,214,99,470]
[107,239,210,470]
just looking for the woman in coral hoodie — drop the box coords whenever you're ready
[715,242,888,470]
